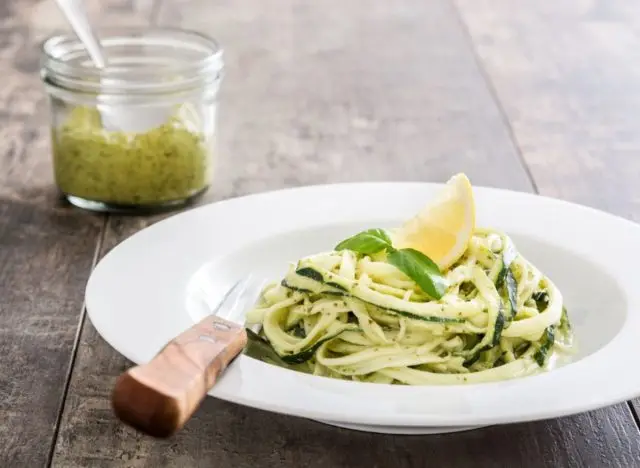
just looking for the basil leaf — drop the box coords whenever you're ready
[387,248,448,299]
[335,229,393,254]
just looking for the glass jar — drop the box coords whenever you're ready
[40,28,223,213]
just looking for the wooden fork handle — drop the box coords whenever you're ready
[111,315,247,438]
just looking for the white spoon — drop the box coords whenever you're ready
[54,0,171,133]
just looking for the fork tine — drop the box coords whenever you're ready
[210,278,245,316]
[211,274,265,324]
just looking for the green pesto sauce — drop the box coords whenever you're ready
[52,106,210,205]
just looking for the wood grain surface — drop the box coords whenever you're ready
[0,1,111,466]
[0,1,152,466]
[455,0,640,427]
[455,0,640,218]
[1,0,639,467]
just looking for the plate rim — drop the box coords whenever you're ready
[86,181,640,427]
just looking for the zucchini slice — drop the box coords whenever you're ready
[243,329,308,372]
[284,264,466,324]
[495,239,518,320]
[280,324,358,364]
[534,325,556,367]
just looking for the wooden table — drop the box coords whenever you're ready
[3,0,640,466]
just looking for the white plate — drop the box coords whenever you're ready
[86,183,640,434]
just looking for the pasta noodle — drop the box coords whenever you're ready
[245,228,574,385]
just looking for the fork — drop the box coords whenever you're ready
[111,276,263,438]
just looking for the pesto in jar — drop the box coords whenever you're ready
[52,106,211,206]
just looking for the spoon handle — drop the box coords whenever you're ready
[111,315,247,438]
[55,0,107,68]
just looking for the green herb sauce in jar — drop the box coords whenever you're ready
[52,106,211,206]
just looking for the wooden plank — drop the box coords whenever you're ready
[153,0,533,199]
[0,1,155,466]
[0,1,105,465]
[453,0,640,217]
[452,0,640,422]
[0,201,103,468]
[51,0,640,467]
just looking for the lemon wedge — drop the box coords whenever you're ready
[392,173,476,270]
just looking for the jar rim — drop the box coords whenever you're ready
[41,27,223,97]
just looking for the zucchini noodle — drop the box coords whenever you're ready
[245,228,575,385]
